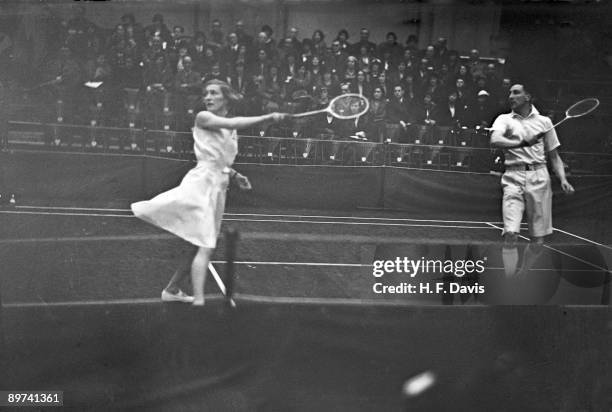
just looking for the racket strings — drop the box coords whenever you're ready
[566,98,599,118]
[329,94,370,120]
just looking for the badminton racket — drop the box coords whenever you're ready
[291,93,370,120]
[541,97,599,134]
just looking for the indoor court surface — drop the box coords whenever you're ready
[1,204,610,306]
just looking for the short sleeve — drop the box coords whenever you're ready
[542,116,561,152]
[491,114,508,133]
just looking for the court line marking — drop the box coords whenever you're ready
[486,223,611,273]
[1,210,501,230]
[14,206,522,226]
[551,227,612,251]
[4,295,608,308]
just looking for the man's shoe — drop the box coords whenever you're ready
[161,289,195,303]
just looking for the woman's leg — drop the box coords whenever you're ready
[191,247,213,305]
[164,244,198,294]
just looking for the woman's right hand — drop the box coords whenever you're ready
[269,112,289,123]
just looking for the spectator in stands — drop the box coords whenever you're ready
[437,91,466,128]
[171,26,187,52]
[368,59,385,83]
[343,56,358,83]
[368,86,387,142]
[264,65,285,102]
[255,29,275,61]
[85,53,112,84]
[287,27,301,56]
[145,14,172,44]
[44,45,83,118]
[433,37,450,67]
[144,52,173,94]
[300,39,314,65]
[386,84,414,141]
[354,44,372,73]
[415,93,439,126]
[350,28,377,57]
[287,63,312,97]
[401,48,417,73]
[202,62,225,84]
[175,56,202,95]
[209,19,225,49]
[191,32,208,73]
[472,76,490,100]
[424,75,446,105]
[494,77,512,114]
[405,34,419,54]
[142,35,165,68]
[352,70,371,97]
[467,49,485,81]
[389,61,410,89]
[108,24,126,51]
[378,32,403,63]
[484,62,501,90]
[327,39,348,76]
[120,13,145,46]
[454,78,470,108]
[456,64,473,91]
[252,48,271,77]
[335,29,351,52]
[228,59,249,95]
[447,50,460,75]
[375,71,391,97]
[311,29,327,56]
[234,20,253,47]
[468,90,496,128]
[113,55,142,90]
[280,52,298,81]
[309,55,325,86]
[339,98,369,140]
[317,70,340,96]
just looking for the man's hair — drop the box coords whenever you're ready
[513,81,535,100]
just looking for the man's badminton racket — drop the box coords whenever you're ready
[541,98,599,133]
[291,93,369,120]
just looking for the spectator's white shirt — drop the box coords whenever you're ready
[491,105,560,166]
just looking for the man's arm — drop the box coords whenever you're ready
[548,148,575,194]
[490,129,544,149]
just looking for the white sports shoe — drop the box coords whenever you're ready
[161,289,195,303]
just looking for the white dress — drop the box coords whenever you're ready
[131,125,238,248]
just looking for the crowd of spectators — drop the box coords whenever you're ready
[29,6,513,142]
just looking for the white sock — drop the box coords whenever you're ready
[502,247,519,278]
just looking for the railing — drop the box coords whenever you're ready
[5,121,612,175]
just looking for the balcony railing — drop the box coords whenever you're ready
[5,121,612,175]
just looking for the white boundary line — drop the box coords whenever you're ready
[14,206,520,226]
[551,227,612,251]
[486,222,611,273]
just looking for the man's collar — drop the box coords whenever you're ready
[511,104,539,119]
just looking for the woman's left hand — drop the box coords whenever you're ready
[235,173,252,190]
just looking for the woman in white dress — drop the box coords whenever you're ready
[132,79,288,305]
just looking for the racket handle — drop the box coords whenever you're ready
[291,108,327,118]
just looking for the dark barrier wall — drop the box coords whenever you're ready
[227,164,384,210]
[383,167,501,219]
[2,151,612,221]
[2,304,610,411]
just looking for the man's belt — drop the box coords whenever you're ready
[505,163,546,171]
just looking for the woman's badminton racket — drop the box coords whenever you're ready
[541,98,599,133]
[291,93,370,120]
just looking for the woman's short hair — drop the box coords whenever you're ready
[204,79,242,106]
